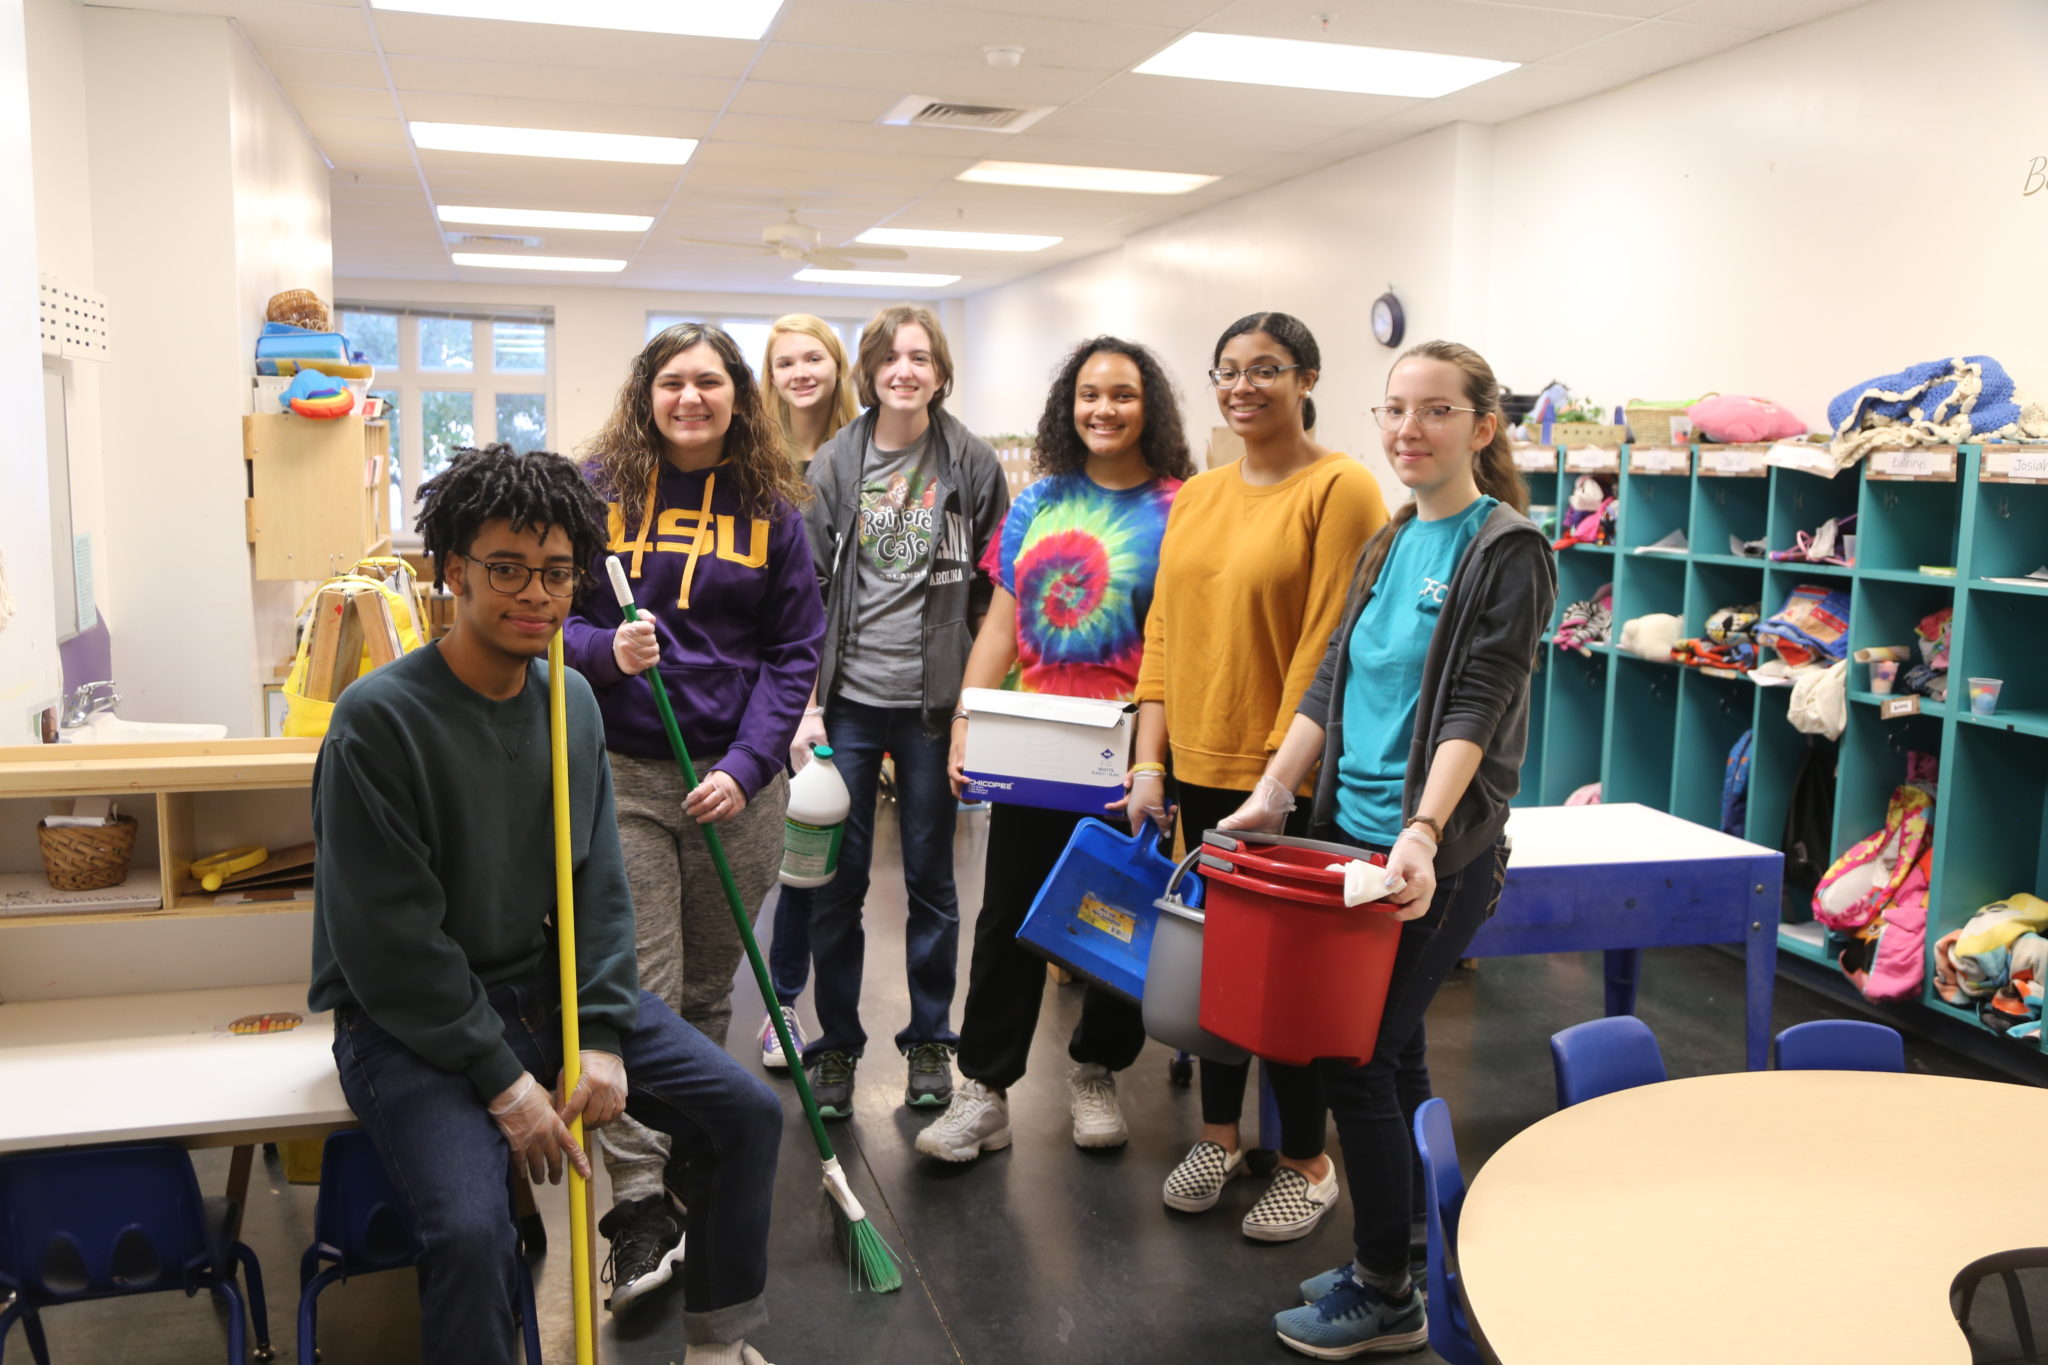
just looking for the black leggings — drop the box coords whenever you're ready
[1318,833,1509,1275]
[1176,781,1329,1160]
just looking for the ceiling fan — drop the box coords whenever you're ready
[677,210,907,270]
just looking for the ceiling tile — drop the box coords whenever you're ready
[303,113,409,148]
[723,81,901,122]
[420,160,684,195]
[688,140,975,181]
[1382,61,1636,126]
[284,83,399,119]
[712,112,1009,157]
[1464,0,1687,15]
[1026,102,1350,152]
[257,45,389,87]
[227,1,373,51]
[323,142,420,171]
[369,12,758,76]
[1079,71,1416,128]
[1552,18,1763,71]
[772,0,1174,69]
[384,55,734,110]
[747,42,1101,101]
[987,132,1247,176]
[679,162,943,196]
[905,0,1219,22]
[1193,0,1635,63]
[1664,0,1869,26]
[396,93,717,139]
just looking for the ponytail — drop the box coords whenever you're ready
[1302,395,1318,432]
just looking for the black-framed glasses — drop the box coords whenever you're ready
[1208,364,1300,389]
[458,552,579,598]
[1371,404,1482,431]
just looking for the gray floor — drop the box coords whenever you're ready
[13,807,2015,1363]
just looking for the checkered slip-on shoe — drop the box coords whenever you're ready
[1242,1164,1339,1243]
[1162,1140,1245,1213]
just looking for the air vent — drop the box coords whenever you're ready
[879,95,1052,134]
[442,232,542,249]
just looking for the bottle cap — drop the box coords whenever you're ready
[813,744,833,759]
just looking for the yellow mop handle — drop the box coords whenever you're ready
[549,633,597,1365]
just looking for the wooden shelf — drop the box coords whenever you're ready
[0,739,317,799]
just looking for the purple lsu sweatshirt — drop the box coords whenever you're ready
[563,461,825,799]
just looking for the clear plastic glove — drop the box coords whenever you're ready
[555,1050,627,1129]
[684,769,747,824]
[1382,826,1439,921]
[488,1072,589,1186]
[947,716,976,801]
[1112,769,1172,835]
[789,711,827,772]
[1216,775,1297,833]
[612,618,660,676]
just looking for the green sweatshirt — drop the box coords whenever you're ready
[308,644,640,1102]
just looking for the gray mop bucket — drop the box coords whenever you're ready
[1142,846,1251,1065]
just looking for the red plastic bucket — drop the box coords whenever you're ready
[1196,833,1401,1067]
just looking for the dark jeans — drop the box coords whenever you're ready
[804,695,961,1061]
[767,884,811,1010]
[1177,780,1326,1157]
[956,803,1149,1090]
[333,979,782,1356]
[1317,833,1510,1276]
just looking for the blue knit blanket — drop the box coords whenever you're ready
[1828,354,2026,438]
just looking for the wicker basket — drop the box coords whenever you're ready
[266,288,332,332]
[1550,421,1628,448]
[1626,394,1715,447]
[36,815,139,891]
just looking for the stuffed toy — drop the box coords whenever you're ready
[1551,474,1614,550]
[1689,394,1805,443]
[1618,613,1681,662]
[1552,582,1613,656]
[281,368,355,419]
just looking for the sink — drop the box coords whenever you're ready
[59,713,231,744]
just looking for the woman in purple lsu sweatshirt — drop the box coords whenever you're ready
[564,321,824,1311]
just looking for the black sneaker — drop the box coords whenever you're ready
[808,1049,857,1120]
[597,1194,685,1313]
[904,1042,954,1108]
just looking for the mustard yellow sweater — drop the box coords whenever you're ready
[1136,452,1388,792]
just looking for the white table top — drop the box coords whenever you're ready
[1459,1071,2048,1365]
[1502,803,1777,869]
[0,982,352,1153]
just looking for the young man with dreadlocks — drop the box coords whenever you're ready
[309,445,784,1364]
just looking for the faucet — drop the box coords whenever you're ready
[61,681,121,729]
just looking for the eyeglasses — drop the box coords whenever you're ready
[1371,404,1483,431]
[1208,364,1300,389]
[458,552,579,598]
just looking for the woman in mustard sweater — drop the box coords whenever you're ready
[1128,311,1388,1242]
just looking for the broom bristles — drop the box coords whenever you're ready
[845,1213,903,1294]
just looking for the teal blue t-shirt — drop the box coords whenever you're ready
[1334,496,1497,843]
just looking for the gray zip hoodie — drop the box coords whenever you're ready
[805,407,1009,728]
[1298,503,1557,873]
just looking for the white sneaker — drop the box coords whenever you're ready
[1163,1140,1245,1213]
[1068,1063,1129,1149]
[759,1007,805,1071]
[913,1078,1011,1163]
[1242,1162,1340,1243]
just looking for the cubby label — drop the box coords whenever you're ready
[1880,696,1922,719]
[1869,447,1957,481]
[1513,447,1557,471]
[1565,447,1620,473]
[1983,447,2048,483]
[1764,442,1836,476]
[1700,448,1766,476]
[1631,447,1690,474]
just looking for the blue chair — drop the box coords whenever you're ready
[0,1141,272,1363]
[1549,1015,1667,1109]
[297,1129,540,1364]
[1413,1098,1481,1365]
[1774,1019,1905,1073]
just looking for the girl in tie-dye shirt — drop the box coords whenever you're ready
[921,337,1194,1167]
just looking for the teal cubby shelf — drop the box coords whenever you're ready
[1514,442,2048,1063]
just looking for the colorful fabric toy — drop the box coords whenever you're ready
[1672,637,1758,672]
[281,368,355,419]
[1551,474,1614,551]
[1827,354,2048,467]
[1768,514,1856,566]
[1813,781,1935,931]
[1755,584,1851,668]
[1552,582,1613,656]
[1688,395,1806,444]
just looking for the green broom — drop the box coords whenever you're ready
[605,556,902,1293]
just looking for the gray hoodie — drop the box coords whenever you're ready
[1299,503,1557,873]
[805,407,1009,728]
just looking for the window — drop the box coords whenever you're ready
[341,309,555,543]
[646,312,867,376]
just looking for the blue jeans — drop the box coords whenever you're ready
[767,884,812,1009]
[333,978,782,1356]
[803,696,961,1061]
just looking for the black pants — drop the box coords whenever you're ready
[1317,832,1509,1276]
[1177,781,1328,1160]
[954,803,1149,1090]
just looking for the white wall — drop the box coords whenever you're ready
[0,0,61,740]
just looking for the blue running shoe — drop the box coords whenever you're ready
[1274,1277,1428,1359]
[1300,1263,1355,1306]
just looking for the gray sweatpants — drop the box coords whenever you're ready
[600,749,789,1202]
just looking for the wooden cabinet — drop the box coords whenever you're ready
[244,414,390,580]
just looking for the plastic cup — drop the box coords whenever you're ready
[1841,534,1858,566]
[1869,661,1899,695]
[1969,677,2004,716]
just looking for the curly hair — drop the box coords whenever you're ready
[415,443,608,590]
[580,322,809,532]
[1031,336,1195,481]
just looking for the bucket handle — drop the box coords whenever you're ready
[1161,844,1205,906]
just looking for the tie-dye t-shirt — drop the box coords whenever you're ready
[978,472,1183,700]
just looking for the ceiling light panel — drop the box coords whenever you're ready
[452,253,627,271]
[437,205,655,232]
[371,0,783,41]
[956,161,1218,195]
[855,228,1061,252]
[1135,32,1517,98]
[410,121,697,164]
[793,268,962,287]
